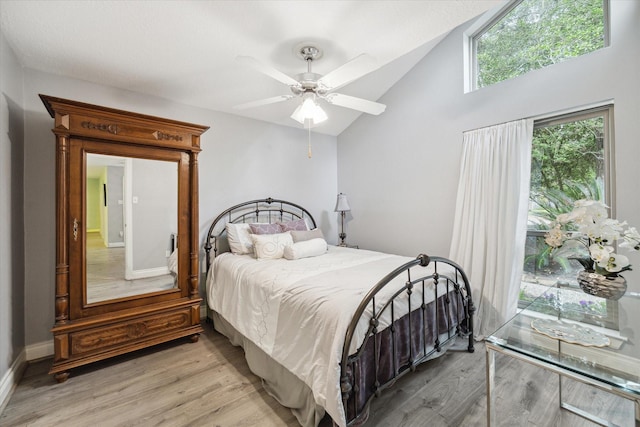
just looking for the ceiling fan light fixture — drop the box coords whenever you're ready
[235,44,386,132]
[291,94,327,125]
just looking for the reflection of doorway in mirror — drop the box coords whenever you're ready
[86,153,177,304]
[123,157,178,281]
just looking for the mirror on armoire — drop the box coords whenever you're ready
[85,153,178,304]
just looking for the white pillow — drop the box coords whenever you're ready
[284,238,328,260]
[251,232,293,260]
[226,223,253,255]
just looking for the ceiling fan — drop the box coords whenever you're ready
[233,44,386,127]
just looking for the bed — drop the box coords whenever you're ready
[204,198,475,427]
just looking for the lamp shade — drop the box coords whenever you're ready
[291,93,327,125]
[334,193,351,212]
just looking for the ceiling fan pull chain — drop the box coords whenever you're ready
[308,125,312,158]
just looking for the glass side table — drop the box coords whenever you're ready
[486,284,640,426]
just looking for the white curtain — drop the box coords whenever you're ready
[449,119,533,339]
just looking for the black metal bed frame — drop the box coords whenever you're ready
[204,197,316,270]
[203,197,475,426]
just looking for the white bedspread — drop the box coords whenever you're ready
[207,246,447,427]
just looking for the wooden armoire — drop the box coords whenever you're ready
[40,95,208,382]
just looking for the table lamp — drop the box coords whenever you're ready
[334,193,351,246]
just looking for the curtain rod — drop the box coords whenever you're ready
[462,98,614,134]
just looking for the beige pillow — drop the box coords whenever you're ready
[290,228,325,243]
[251,232,293,260]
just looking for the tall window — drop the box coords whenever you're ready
[520,105,615,328]
[471,0,608,89]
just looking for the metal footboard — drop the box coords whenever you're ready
[339,254,475,425]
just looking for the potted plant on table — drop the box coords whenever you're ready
[544,200,640,300]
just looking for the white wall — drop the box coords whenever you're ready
[338,1,640,293]
[0,28,25,396]
[22,69,338,346]
[130,158,177,272]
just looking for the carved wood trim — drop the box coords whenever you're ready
[55,135,70,324]
[55,113,70,130]
[189,151,199,299]
[81,120,119,134]
[152,130,183,141]
[70,310,191,355]
[53,334,69,362]
[190,305,200,326]
[40,94,207,152]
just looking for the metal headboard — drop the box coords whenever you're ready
[204,197,317,270]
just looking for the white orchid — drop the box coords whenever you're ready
[582,218,624,243]
[588,244,612,264]
[621,227,640,250]
[597,252,630,273]
[544,225,567,248]
[544,199,640,276]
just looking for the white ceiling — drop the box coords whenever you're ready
[0,0,502,136]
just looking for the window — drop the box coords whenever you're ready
[520,105,617,329]
[470,0,609,90]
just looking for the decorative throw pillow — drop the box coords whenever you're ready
[251,232,293,260]
[290,228,325,243]
[249,222,283,235]
[226,223,253,255]
[284,238,328,260]
[277,218,309,232]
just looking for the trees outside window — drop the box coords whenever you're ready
[473,0,608,89]
[521,106,616,329]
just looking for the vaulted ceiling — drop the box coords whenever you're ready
[0,1,503,135]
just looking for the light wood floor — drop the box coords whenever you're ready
[1,324,633,427]
[86,231,175,303]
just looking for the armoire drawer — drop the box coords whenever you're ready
[70,308,192,356]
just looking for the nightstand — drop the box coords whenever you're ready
[339,244,359,249]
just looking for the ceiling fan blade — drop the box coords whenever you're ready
[236,56,300,87]
[233,95,294,110]
[317,54,378,91]
[325,93,386,115]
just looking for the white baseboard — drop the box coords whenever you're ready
[26,340,54,361]
[0,342,53,414]
[0,349,26,414]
